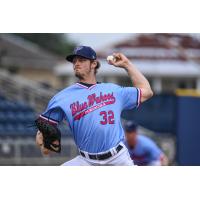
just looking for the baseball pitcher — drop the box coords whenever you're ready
[35,46,153,166]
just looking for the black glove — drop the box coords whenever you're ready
[35,117,61,153]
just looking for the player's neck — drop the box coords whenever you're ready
[78,76,97,84]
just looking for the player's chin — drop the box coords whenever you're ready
[75,72,84,79]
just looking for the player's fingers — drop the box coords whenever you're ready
[41,145,50,155]
[113,52,123,59]
[113,53,121,60]
[52,140,59,145]
[107,59,115,65]
[36,131,43,147]
[36,130,42,137]
[116,53,128,61]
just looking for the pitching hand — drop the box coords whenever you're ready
[107,53,131,69]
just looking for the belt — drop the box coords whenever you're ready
[79,144,123,160]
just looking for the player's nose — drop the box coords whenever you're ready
[73,60,81,67]
[74,64,81,71]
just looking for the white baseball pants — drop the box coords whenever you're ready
[61,143,134,166]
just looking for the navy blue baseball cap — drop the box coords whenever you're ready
[123,120,138,132]
[66,46,97,62]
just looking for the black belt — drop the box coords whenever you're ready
[79,144,123,160]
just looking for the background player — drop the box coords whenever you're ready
[123,120,169,166]
[35,46,153,166]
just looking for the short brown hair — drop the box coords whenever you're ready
[95,61,101,74]
[90,60,101,74]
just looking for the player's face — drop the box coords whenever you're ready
[125,131,137,149]
[73,56,95,79]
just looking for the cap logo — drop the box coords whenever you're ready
[74,46,83,53]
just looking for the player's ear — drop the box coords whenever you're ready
[91,60,97,69]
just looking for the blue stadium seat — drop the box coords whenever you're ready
[25,112,36,122]
[15,123,26,134]
[6,111,17,122]
[0,95,36,136]
[16,102,34,112]
[0,112,8,123]
[0,124,5,134]
[4,123,16,135]
[0,101,8,111]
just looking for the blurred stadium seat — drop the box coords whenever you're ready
[0,92,78,165]
[0,93,36,136]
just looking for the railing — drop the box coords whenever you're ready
[0,137,78,166]
[0,69,56,113]
[0,133,176,165]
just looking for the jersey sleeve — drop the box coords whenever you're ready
[117,86,141,110]
[148,141,163,161]
[39,96,65,125]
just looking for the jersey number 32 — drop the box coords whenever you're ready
[100,110,115,125]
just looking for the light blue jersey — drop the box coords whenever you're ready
[39,82,141,153]
[125,134,163,166]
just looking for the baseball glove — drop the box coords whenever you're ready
[35,117,61,153]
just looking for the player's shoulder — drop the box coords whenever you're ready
[138,135,154,146]
[100,82,122,89]
[51,84,77,102]
[138,135,159,150]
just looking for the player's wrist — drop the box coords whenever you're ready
[124,61,134,71]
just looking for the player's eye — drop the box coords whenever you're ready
[72,58,77,64]
[73,57,86,64]
[79,58,86,62]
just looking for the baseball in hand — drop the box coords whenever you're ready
[107,55,116,62]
